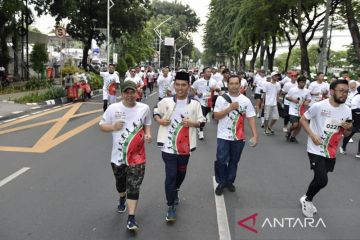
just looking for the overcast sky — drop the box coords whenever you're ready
[32,0,210,52]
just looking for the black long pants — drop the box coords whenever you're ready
[103,100,108,112]
[306,153,335,201]
[283,104,290,125]
[341,131,360,152]
[162,152,190,206]
[200,106,211,131]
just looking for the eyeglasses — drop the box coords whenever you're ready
[333,89,350,94]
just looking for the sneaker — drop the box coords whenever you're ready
[289,136,298,143]
[117,197,126,213]
[349,138,354,143]
[286,132,291,141]
[264,130,271,136]
[261,124,264,128]
[339,147,346,154]
[283,127,288,133]
[126,217,139,231]
[268,128,274,135]
[174,190,180,205]
[356,153,360,158]
[198,131,204,140]
[166,206,177,222]
[299,195,315,218]
[226,183,236,192]
[215,184,225,196]
[257,113,260,118]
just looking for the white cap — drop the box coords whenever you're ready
[271,71,280,77]
[141,67,145,71]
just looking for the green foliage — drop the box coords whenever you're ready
[30,43,48,76]
[124,54,136,69]
[15,87,66,104]
[60,66,83,76]
[116,59,128,78]
[87,72,103,90]
[25,77,52,90]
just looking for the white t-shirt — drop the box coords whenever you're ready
[137,72,144,79]
[162,99,191,155]
[282,81,297,105]
[351,94,360,109]
[214,94,256,141]
[124,76,143,86]
[212,72,223,83]
[192,78,217,107]
[157,75,173,98]
[345,89,357,107]
[304,99,351,158]
[254,75,266,94]
[280,76,291,86]
[147,71,156,83]
[99,102,151,166]
[263,81,281,106]
[100,72,120,100]
[308,81,329,105]
[287,87,311,116]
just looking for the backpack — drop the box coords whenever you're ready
[212,93,240,119]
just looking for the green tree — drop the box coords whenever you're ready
[30,43,49,79]
[31,0,152,69]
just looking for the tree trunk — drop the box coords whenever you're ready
[240,48,248,71]
[297,0,310,75]
[250,41,261,71]
[266,35,277,72]
[344,0,360,62]
[82,38,92,71]
[259,40,266,69]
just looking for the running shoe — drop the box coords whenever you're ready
[356,153,360,158]
[198,131,204,140]
[117,197,126,213]
[299,195,316,217]
[339,147,346,155]
[166,205,177,222]
[226,183,236,192]
[126,217,139,231]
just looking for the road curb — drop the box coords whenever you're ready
[1,89,102,106]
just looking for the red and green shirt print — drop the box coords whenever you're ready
[304,99,351,158]
[100,102,151,166]
[162,99,190,155]
[214,94,256,141]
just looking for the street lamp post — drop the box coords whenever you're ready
[153,16,172,69]
[107,0,115,65]
[178,43,189,67]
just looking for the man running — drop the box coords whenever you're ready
[99,81,152,230]
[213,75,258,195]
[192,67,217,140]
[299,79,352,218]
[101,63,120,112]
[285,76,311,143]
[154,71,206,222]
[124,68,144,102]
[281,71,298,133]
[263,72,281,135]
[157,67,173,101]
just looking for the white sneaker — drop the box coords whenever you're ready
[299,195,314,218]
[356,153,360,158]
[198,131,204,140]
[349,138,354,143]
[257,113,260,118]
[339,147,346,155]
[283,127,288,133]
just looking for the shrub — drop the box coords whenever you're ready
[116,58,128,79]
[87,72,103,90]
[15,87,66,104]
[125,54,136,69]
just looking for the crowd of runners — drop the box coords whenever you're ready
[97,64,359,230]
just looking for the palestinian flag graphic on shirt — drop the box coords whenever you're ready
[107,81,117,96]
[167,115,190,155]
[228,107,247,140]
[295,98,306,116]
[118,119,145,166]
[321,126,344,158]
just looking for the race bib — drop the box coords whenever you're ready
[324,118,342,133]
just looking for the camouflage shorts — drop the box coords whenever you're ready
[111,163,145,197]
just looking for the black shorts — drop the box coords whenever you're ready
[289,115,300,123]
[308,152,335,172]
[254,93,262,99]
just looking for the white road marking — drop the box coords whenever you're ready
[0,167,30,188]
[213,176,231,240]
[17,114,30,119]
[31,106,41,109]
[11,111,24,114]
[3,118,17,123]
[31,111,43,115]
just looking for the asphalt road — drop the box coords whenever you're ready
[0,90,359,240]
